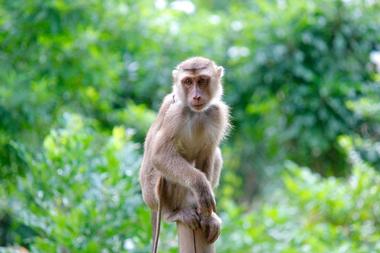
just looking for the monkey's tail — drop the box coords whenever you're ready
[152,177,163,253]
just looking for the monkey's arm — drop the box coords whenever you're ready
[196,147,222,189]
[151,132,216,214]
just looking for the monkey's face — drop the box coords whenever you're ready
[172,57,224,112]
[180,73,212,112]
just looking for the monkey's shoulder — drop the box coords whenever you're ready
[157,94,176,117]
[206,102,231,138]
[148,94,176,129]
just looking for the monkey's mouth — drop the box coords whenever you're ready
[191,103,205,111]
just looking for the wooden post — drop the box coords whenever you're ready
[177,222,215,253]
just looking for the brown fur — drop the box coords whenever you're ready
[139,57,230,249]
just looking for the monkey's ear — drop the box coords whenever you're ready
[172,69,178,82]
[217,66,224,78]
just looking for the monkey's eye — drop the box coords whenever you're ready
[182,78,193,87]
[198,77,209,86]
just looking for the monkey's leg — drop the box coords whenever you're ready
[165,207,200,230]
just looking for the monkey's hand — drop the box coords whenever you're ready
[193,176,216,216]
[200,212,222,244]
[167,207,200,230]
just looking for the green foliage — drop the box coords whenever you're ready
[223,0,380,187]
[1,0,380,251]
[1,0,379,189]
[1,114,151,252]
[219,154,380,252]
[3,124,380,252]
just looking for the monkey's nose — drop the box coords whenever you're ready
[193,96,201,101]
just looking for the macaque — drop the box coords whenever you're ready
[139,56,230,250]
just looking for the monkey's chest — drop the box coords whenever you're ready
[176,117,218,160]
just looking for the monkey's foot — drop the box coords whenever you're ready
[200,212,221,244]
[167,207,200,230]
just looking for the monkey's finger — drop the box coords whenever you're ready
[203,204,215,216]
[207,198,216,214]
[198,194,215,213]
[204,196,216,213]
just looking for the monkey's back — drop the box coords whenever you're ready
[139,94,175,210]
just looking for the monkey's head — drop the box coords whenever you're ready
[172,57,224,112]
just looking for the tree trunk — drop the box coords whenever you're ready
[177,222,215,253]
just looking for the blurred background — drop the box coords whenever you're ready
[1,0,380,252]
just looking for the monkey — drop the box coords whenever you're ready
[139,56,230,252]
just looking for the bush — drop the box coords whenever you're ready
[218,137,380,253]
[3,117,380,252]
[2,0,379,184]
[0,114,151,253]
